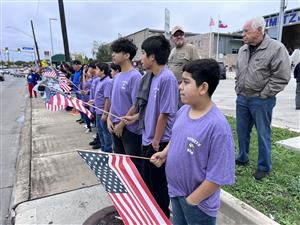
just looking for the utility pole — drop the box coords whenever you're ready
[31,20,41,67]
[277,0,286,42]
[58,0,70,62]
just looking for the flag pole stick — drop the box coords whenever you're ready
[77,149,151,160]
[40,84,122,120]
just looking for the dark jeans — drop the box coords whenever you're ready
[171,196,216,225]
[96,114,112,152]
[296,82,300,109]
[142,142,170,218]
[84,106,91,129]
[112,128,143,175]
[236,95,276,172]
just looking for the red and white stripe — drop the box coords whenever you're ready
[45,93,66,111]
[108,155,171,225]
[59,82,72,93]
[43,70,57,78]
[68,96,93,120]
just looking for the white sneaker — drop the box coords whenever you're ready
[92,134,97,139]
[83,124,88,128]
[85,128,92,133]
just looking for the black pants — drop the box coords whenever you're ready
[112,127,143,176]
[142,142,170,218]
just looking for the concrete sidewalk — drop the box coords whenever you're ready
[11,96,283,224]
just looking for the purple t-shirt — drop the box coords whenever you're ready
[94,76,112,115]
[89,77,100,112]
[110,68,141,134]
[165,104,235,217]
[142,66,178,145]
[80,78,92,102]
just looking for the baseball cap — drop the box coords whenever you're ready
[72,60,82,65]
[171,26,184,35]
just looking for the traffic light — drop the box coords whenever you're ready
[17,48,21,53]
[5,47,9,53]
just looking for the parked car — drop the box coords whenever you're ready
[218,62,226,79]
[0,72,4,81]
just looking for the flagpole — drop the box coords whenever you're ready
[209,26,212,58]
[77,149,151,160]
[216,15,220,62]
[40,84,122,120]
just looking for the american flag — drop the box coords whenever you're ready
[43,68,57,78]
[45,90,66,111]
[57,71,72,93]
[78,151,171,225]
[44,88,92,119]
[209,17,215,26]
[69,96,93,120]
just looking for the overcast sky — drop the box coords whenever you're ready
[1,0,299,62]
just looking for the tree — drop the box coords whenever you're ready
[96,43,112,62]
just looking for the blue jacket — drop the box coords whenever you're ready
[72,69,82,92]
[27,73,39,85]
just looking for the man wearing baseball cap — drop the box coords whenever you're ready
[168,26,200,82]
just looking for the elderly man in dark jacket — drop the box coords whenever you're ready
[235,17,291,180]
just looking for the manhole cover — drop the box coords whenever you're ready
[83,206,124,225]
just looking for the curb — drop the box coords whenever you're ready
[219,190,280,225]
[9,97,32,224]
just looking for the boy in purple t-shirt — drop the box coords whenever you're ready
[123,35,178,218]
[107,38,143,174]
[91,62,112,152]
[151,59,235,225]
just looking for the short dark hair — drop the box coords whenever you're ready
[110,38,137,60]
[141,35,170,65]
[72,60,81,65]
[183,59,220,97]
[110,63,121,72]
[95,62,109,75]
[88,61,97,69]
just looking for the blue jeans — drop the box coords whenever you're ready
[236,95,276,172]
[96,114,112,152]
[171,197,216,225]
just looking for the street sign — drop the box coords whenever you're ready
[22,47,34,51]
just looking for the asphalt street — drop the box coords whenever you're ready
[0,75,27,225]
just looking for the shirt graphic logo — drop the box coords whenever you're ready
[121,81,128,90]
[186,137,201,155]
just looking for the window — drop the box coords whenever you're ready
[232,49,239,54]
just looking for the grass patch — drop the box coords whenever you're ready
[223,116,300,225]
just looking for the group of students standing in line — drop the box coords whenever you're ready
[68,32,235,225]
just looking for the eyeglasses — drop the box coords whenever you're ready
[173,33,184,38]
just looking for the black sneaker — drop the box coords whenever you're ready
[89,139,99,146]
[253,170,269,180]
[78,120,85,124]
[235,159,249,166]
[76,119,82,122]
[92,143,101,149]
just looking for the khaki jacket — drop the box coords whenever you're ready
[235,35,291,98]
[168,43,200,82]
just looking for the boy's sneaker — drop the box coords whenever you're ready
[89,139,99,145]
[253,170,269,180]
[76,118,82,122]
[92,143,101,149]
[235,159,249,166]
[85,128,92,133]
[92,134,97,139]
